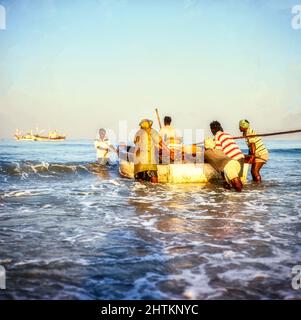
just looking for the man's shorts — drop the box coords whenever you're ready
[223,160,241,183]
[254,152,269,163]
[134,170,158,181]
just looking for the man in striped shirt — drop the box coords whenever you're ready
[239,119,269,182]
[210,121,244,161]
[204,137,243,192]
[210,121,245,189]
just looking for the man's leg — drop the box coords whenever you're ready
[230,177,243,192]
[134,172,143,182]
[224,160,243,192]
[135,171,158,183]
[149,170,158,183]
[150,176,158,183]
[221,172,231,189]
[251,162,265,182]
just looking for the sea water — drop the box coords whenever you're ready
[0,139,300,299]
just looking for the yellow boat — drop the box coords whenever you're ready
[119,148,249,184]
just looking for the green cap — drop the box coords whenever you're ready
[239,119,250,129]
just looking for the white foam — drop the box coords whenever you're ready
[217,268,269,282]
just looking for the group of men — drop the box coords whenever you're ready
[204,120,268,192]
[94,117,269,192]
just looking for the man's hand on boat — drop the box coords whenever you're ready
[159,140,175,161]
[244,155,255,164]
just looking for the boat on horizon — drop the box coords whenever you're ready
[14,129,66,141]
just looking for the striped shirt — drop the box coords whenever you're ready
[245,127,268,157]
[214,131,244,161]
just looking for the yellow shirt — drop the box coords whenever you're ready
[245,127,268,157]
[134,128,160,174]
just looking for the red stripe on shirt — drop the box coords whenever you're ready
[222,141,236,150]
[225,146,240,156]
[230,150,243,157]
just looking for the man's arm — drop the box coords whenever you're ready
[159,138,174,161]
[96,145,109,151]
[214,135,223,150]
[109,144,117,153]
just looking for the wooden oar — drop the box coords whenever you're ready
[155,108,162,129]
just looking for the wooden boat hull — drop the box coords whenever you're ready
[15,137,35,141]
[34,136,66,141]
[119,160,249,184]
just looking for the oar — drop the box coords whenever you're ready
[155,108,162,129]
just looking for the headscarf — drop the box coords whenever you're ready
[239,119,250,129]
[139,119,153,130]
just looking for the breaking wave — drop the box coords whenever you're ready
[0,161,113,177]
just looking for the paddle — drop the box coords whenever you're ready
[155,108,162,129]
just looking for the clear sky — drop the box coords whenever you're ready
[0,0,300,139]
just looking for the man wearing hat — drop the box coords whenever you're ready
[134,119,169,183]
[239,120,269,182]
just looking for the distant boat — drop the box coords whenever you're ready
[14,129,66,141]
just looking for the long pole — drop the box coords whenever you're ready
[155,108,162,129]
[232,129,301,140]
[194,129,301,146]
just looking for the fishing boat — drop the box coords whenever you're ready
[14,129,66,141]
[119,147,249,184]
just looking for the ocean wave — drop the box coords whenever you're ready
[0,161,110,177]
[269,148,301,154]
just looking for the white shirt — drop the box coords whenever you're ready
[94,138,111,159]
[159,125,177,144]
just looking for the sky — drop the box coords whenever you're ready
[0,0,300,140]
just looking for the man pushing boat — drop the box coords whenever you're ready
[208,121,245,191]
[134,119,171,183]
[239,119,269,182]
[204,138,243,192]
[210,121,245,172]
